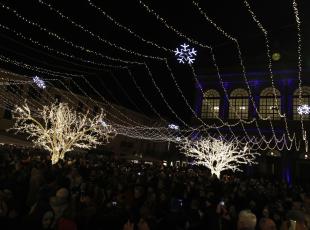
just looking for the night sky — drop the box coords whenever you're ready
[0,0,309,123]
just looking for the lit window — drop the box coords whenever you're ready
[259,87,281,120]
[293,86,310,120]
[201,89,220,119]
[229,88,249,119]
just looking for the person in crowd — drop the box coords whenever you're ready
[258,217,276,230]
[0,144,310,229]
[237,210,257,230]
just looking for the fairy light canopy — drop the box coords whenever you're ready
[0,0,308,153]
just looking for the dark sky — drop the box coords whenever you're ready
[0,0,309,123]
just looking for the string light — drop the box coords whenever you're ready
[0,1,273,148]
[107,71,146,114]
[38,0,165,60]
[1,4,197,129]
[242,0,298,147]
[87,0,172,53]
[85,1,234,135]
[192,0,295,149]
[292,0,307,150]
[143,63,194,128]
[88,0,219,130]
[137,0,274,147]
[161,63,228,143]
[1,49,159,128]
[35,1,199,129]
[192,0,270,142]
[64,75,145,127]
[0,1,301,150]
[0,3,141,65]
[137,0,210,49]
[0,23,127,70]
[85,0,237,137]
[0,2,198,130]
[127,68,169,124]
[1,72,189,143]
[0,54,83,78]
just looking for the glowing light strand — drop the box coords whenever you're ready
[87,0,172,53]
[137,0,210,49]
[292,0,307,151]
[38,0,164,60]
[0,23,127,69]
[242,0,294,144]
[0,1,258,142]
[0,3,141,65]
[192,0,294,148]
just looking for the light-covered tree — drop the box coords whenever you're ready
[180,138,259,178]
[10,102,116,164]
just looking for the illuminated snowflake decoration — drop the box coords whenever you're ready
[168,124,179,130]
[297,104,310,115]
[174,43,197,64]
[32,76,46,89]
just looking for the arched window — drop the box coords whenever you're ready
[259,87,281,120]
[229,88,249,119]
[201,89,220,119]
[293,86,310,120]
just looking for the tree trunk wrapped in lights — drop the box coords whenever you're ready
[179,138,259,179]
[10,102,116,164]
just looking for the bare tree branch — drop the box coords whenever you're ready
[9,102,116,164]
[179,138,259,178]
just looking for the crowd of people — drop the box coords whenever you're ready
[0,144,310,229]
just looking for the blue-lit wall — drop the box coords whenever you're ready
[193,69,310,183]
[195,69,309,121]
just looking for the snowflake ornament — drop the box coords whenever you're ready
[33,76,46,89]
[168,124,179,130]
[297,104,310,115]
[174,43,197,64]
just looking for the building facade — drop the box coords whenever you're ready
[194,68,310,182]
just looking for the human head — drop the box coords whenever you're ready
[258,218,276,230]
[237,209,257,230]
[41,210,54,229]
[55,187,69,204]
